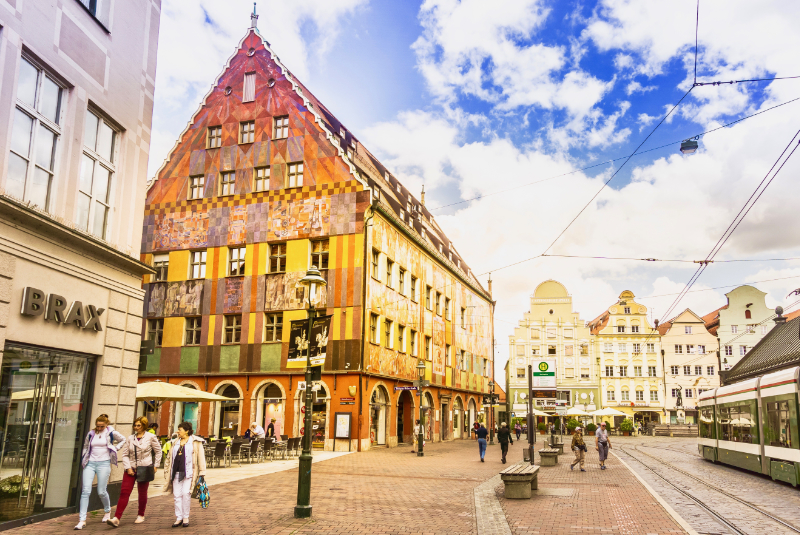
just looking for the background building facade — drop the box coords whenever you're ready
[0,0,160,526]
[658,309,720,424]
[589,290,664,426]
[138,19,493,451]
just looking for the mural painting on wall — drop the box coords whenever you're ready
[148,281,204,317]
[367,345,417,380]
[269,198,330,240]
[153,211,208,250]
[368,281,417,327]
[433,316,445,376]
[265,272,308,311]
[224,278,244,313]
[228,205,247,244]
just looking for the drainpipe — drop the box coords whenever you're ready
[357,198,376,452]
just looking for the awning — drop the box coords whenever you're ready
[136,381,231,402]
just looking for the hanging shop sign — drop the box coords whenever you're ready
[286,315,332,368]
[20,287,104,331]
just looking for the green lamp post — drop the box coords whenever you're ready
[488,379,495,445]
[416,358,426,457]
[294,265,327,519]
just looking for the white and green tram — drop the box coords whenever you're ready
[698,366,799,486]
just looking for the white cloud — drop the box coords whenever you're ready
[625,80,657,95]
[412,0,612,121]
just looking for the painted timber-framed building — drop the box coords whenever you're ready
[137,14,493,451]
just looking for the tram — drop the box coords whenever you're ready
[698,366,800,486]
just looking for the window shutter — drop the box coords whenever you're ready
[243,73,256,102]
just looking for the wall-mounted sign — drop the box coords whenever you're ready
[395,386,417,391]
[20,287,104,331]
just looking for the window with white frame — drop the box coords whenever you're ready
[685,388,694,398]
[648,366,657,377]
[435,292,442,315]
[623,307,631,314]
[739,345,747,356]
[189,175,204,199]
[605,366,614,377]
[646,343,655,352]
[397,325,406,353]
[695,365,702,375]
[411,276,418,302]
[604,343,613,352]
[517,368,526,379]
[254,167,270,191]
[287,162,303,187]
[725,345,733,356]
[264,313,283,342]
[153,253,169,281]
[687,344,695,354]
[685,326,692,334]
[670,365,679,375]
[269,243,286,273]
[446,344,451,366]
[425,335,431,360]
[671,388,679,398]
[633,343,641,353]
[607,389,615,401]
[189,250,207,279]
[616,325,625,333]
[731,325,738,334]
[239,120,255,143]
[410,330,418,356]
[274,116,289,138]
[370,314,379,344]
[698,345,706,354]
[618,343,627,352]
[386,259,394,288]
[761,325,768,335]
[228,246,246,276]
[79,110,118,239]
[219,171,235,196]
[564,345,574,356]
[650,390,658,402]
[674,344,683,354]
[619,366,628,377]
[185,317,202,345]
[635,390,644,401]
[564,328,573,338]
[243,73,256,102]
[631,325,640,333]
[147,318,164,346]
[581,368,590,379]
[426,286,432,310]
[8,57,63,211]
[224,315,242,344]
[385,319,393,349]
[207,126,222,148]
[546,327,556,338]
[445,297,451,320]
[634,366,642,377]
[683,365,691,375]
[707,366,715,375]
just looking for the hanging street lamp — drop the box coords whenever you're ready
[680,136,700,154]
[294,265,327,519]
[416,358,427,457]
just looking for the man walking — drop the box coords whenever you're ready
[514,422,522,441]
[497,422,513,464]
[595,421,612,469]
[412,419,421,453]
[476,423,489,462]
[570,427,587,471]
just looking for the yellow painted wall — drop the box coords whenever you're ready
[163,317,184,347]
[287,239,309,272]
[168,251,190,282]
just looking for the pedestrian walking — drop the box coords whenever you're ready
[497,422,513,463]
[472,421,480,440]
[147,422,159,435]
[164,422,207,528]
[514,422,522,441]
[476,423,489,462]
[75,414,125,530]
[107,416,162,527]
[267,418,276,438]
[570,427,587,471]
[412,419,421,452]
[595,421,612,469]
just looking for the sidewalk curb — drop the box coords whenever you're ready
[612,450,700,535]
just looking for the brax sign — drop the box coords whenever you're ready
[20,287,104,331]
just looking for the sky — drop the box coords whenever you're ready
[150,0,800,388]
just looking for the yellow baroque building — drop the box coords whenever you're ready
[588,290,664,426]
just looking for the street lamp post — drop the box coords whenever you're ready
[488,379,495,445]
[294,266,327,519]
[416,359,426,457]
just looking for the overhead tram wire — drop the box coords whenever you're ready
[694,75,800,87]
[541,254,800,264]
[637,274,800,299]
[429,95,800,213]
[651,127,800,336]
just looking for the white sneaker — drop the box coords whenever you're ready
[107,517,120,528]
[135,516,145,524]
[101,512,111,523]
[74,521,85,530]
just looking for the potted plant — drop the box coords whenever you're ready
[585,423,597,434]
[620,419,634,436]
[538,422,546,434]
[566,418,580,434]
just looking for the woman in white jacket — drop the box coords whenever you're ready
[164,421,206,527]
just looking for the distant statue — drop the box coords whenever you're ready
[575,392,579,405]
[676,388,683,408]
[589,392,595,404]
[514,391,518,404]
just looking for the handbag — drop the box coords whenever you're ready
[192,475,210,508]
[133,438,155,483]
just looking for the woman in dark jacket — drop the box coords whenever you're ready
[497,422,513,464]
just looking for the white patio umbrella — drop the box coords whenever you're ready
[566,407,591,416]
[136,381,231,402]
[590,407,628,417]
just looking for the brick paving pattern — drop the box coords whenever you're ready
[8,437,688,535]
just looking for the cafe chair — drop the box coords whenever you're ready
[210,441,228,468]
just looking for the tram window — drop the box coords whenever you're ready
[766,401,792,448]
[718,403,756,444]
[699,408,714,438]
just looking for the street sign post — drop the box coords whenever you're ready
[530,359,557,400]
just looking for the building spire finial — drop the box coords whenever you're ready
[250,2,258,29]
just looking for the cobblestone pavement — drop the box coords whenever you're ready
[500,437,686,535]
[614,436,800,535]
[9,436,689,535]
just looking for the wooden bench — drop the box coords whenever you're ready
[500,464,540,499]
[539,447,559,466]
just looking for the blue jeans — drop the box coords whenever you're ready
[79,460,111,521]
[478,438,487,459]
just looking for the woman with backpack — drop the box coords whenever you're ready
[164,421,207,528]
[75,414,126,530]
[107,416,162,527]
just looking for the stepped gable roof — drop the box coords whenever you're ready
[724,316,800,384]
[701,304,727,336]
[146,21,482,293]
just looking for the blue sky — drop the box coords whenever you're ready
[151,0,800,383]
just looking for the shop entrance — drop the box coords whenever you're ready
[397,390,413,444]
[215,384,240,438]
[441,403,449,441]
[311,385,328,449]
[370,386,388,446]
[0,344,93,524]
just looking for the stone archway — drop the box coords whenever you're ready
[211,381,243,439]
[369,384,391,446]
[250,380,287,438]
[293,379,332,449]
[397,389,415,444]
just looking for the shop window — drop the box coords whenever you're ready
[185,317,202,345]
[8,57,63,212]
[269,243,286,273]
[264,313,283,342]
[224,315,242,344]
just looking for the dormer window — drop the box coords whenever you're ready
[339,127,345,138]
[421,228,426,240]
[399,210,405,222]
[396,183,401,193]
[438,243,443,253]
[407,202,412,212]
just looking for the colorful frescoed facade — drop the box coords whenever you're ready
[137,16,493,451]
